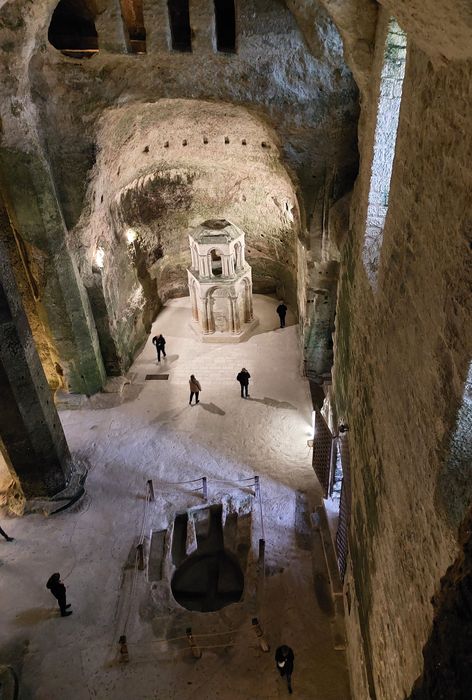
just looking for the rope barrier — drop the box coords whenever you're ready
[118,475,267,656]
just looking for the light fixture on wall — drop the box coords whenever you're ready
[126,228,137,244]
[94,247,105,269]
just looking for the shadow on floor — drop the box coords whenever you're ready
[314,572,335,618]
[247,397,298,410]
[152,407,187,424]
[157,354,179,365]
[199,402,226,416]
[14,608,58,626]
[295,491,312,551]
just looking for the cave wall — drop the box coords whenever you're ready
[0,0,360,387]
[334,6,472,698]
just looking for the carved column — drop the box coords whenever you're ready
[230,295,241,333]
[143,0,169,53]
[0,233,73,498]
[0,150,106,395]
[190,284,198,322]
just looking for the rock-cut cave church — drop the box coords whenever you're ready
[0,1,470,699]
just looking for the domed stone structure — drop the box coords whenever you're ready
[187,219,258,342]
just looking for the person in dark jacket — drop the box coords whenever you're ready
[0,525,13,542]
[46,573,72,617]
[276,301,288,328]
[152,334,167,362]
[275,645,294,694]
[189,375,201,405]
[236,368,251,398]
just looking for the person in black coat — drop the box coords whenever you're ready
[0,525,13,542]
[46,573,72,617]
[275,645,294,694]
[152,334,167,362]
[276,301,288,328]
[236,368,251,398]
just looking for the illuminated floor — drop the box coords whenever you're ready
[0,295,350,699]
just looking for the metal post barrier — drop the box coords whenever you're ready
[251,618,270,652]
[147,479,155,502]
[202,477,208,501]
[186,627,202,658]
[137,543,145,571]
[118,635,129,662]
[254,475,260,497]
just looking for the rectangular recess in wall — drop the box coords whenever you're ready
[120,0,147,53]
[168,0,192,52]
[214,0,236,53]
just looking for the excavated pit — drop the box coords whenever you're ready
[171,505,245,612]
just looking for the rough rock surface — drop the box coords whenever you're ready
[334,5,472,698]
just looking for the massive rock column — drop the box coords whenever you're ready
[0,150,106,394]
[0,233,73,498]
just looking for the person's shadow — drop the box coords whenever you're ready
[247,397,297,410]
[199,402,226,416]
[14,608,57,625]
[157,354,179,365]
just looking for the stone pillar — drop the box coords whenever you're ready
[0,235,73,498]
[190,284,198,321]
[189,0,215,53]
[143,0,169,53]
[96,0,131,53]
[230,296,240,333]
[201,295,209,333]
[227,254,235,276]
[247,282,254,321]
[0,150,107,395]
[190,242,198,270]
[208,296,215,332]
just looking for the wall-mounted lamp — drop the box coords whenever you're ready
[94,247,105,269]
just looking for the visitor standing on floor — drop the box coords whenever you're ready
[276,301,288,328]
[275,645,295,694]
[236,368,251,398]
[46,573,72,617]
[152,333,167,362]
[0,525,13,542]
[189,375,201,405]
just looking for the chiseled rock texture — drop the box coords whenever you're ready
[0,0,359,383]
[334,3,472,698]
[0,0,471,698]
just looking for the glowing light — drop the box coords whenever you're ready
[94,247,105,269]
[126,228,137,244]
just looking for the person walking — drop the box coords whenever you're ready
[276,301,288,328]
[236,368,251,398]
[152,333,167,362]
[46,573,72,617]
[0,525,13,542]
[189,375,201,405]
[275,645,294,694]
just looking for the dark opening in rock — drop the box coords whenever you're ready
[168,0,192,52]
[171,506,244,612]
[48,0,98,57]
[214,0,236,53]
[120,0,147,53]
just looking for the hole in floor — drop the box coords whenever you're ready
[171,505,244,612]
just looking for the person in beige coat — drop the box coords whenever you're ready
[189,375,201,405]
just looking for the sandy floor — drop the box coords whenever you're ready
[0,295,350,700]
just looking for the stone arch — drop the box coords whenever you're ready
[209,248,224,277]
